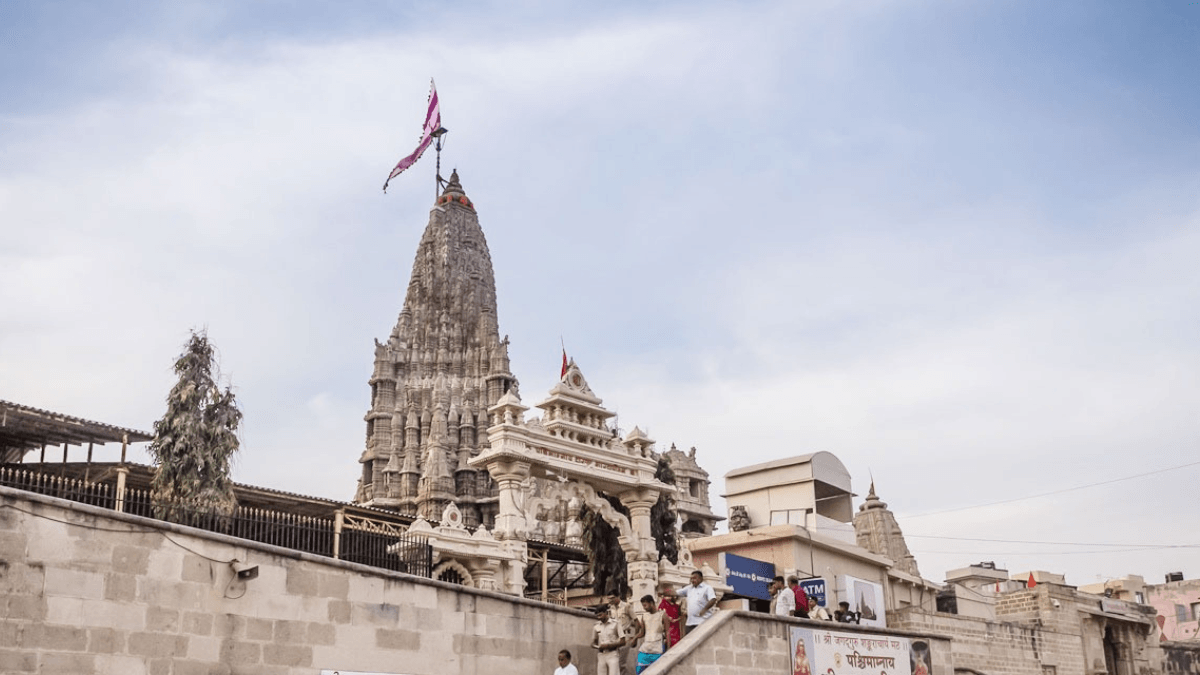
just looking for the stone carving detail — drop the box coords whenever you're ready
[357,170,517,527]
[728,505,751,532]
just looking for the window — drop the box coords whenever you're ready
[1192,603,1200,621]
[1135,592,1145,604]
[770,509,808,526]
[1176,604,1189,623]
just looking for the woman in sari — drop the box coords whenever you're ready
[658,585,685,649]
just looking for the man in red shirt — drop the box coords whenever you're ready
[788,577,810,618]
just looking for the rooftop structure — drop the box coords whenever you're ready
[0,399,152,464]
[723,451,855,542]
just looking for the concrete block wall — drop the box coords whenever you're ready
[891,608,1086,675]
[0,486,596,675]
[643,610,952,675]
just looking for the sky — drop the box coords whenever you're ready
[3,0,1199,587]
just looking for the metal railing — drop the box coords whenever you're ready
[0,465,431,578]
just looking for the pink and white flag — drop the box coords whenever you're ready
[383,80,441,192]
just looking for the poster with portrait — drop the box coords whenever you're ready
[790,627,922,675]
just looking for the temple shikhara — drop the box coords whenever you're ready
[353,170,721,546]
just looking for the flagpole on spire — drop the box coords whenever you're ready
[432,124,448,199]
[382,78,444,194]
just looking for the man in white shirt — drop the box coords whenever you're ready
[554,649,580,675]
[773,577,796,617]
[683,570,717,635]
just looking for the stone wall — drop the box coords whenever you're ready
[0,486,595,675]
[643,610,952,675]
[890,607,1078,675]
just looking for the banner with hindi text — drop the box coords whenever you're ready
[789,627,930,675]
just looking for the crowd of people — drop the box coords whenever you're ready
[582,570,716,675]
[552,570,862,675]
[768,575,861,624]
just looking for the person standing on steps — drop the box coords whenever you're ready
[593,607,624,675]
[683,570,718,635]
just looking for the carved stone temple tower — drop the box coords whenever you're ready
[356,171,517,526]
[852,482,921,577]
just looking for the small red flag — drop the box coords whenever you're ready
[561,349,569,378]
[1026,573,1037,589]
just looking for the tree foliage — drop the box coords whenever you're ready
[580,493,630,597]
[651,455,680,564]
[148,330,242,525]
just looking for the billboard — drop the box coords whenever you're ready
[789,627,932,675]
[720,552,776,601]
[838,575,886,628]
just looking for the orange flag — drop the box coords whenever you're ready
[1027,573,1037,589]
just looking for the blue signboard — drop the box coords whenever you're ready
[799,577,827,607]
[721,553,776,601]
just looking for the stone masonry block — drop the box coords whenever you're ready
[83,597,142,630]
[5,595,47,621]
[38,624,88,651]
[146,606,180,632]
[0,532,28,560]
[174,660,232,675]
[349,575,386,602]
[181,554,213,583]
[408,581,439,609]
[187,635,222,663]
[212,614,242,638]
[128,632,189,658]
[307,622,336,646]
[111,544,151,575]
[0,561,43,595]
[220,639,262,665]
[274,619,307,644]
[88,627,126,653]
[377,628,421,651]
[148,657,171,675]
[0,620,17,647]
[0,649,37,672]
[246,618,273,641]
[137,577,204,609]
[263,643,313,667]
[355,602,401,625]
[318,572,350,599]
[104,572,138,602]
[415,606,445,632]
[69,536,113,566]
[94,654,150,675]
[328,599,351,624]
[45,596,84,625]
[43,566,104,599]
[39,652,97,674]
[184,612,213,636]
[285,567,318,596]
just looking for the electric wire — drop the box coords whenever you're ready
[902,459,1200,519]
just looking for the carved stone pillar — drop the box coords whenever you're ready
[490,458,531,541]
[620,487,661,601]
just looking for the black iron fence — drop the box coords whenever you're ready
[0,465,431,578]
